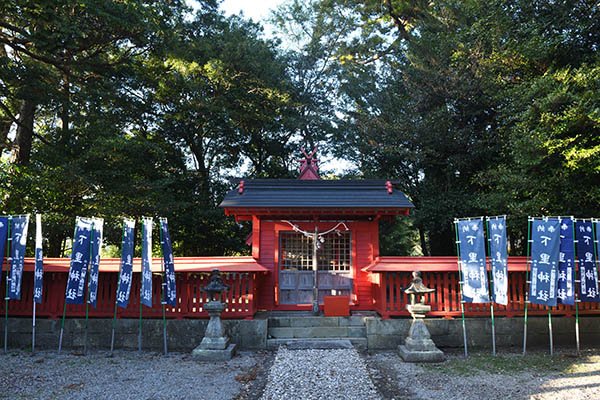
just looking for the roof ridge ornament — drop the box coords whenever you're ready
[298,147,320,180]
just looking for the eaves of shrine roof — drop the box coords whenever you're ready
[219,179,414,211]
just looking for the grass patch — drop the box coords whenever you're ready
[423,352,575,376]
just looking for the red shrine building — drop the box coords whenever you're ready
[220,149,413,313]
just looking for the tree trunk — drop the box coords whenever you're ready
[0,118,12,151]
[419,227,429,256]
[188,138,212,208]
[15,100,36,165]
[428,227,455,256]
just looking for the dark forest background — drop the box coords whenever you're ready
[1,0,598,257]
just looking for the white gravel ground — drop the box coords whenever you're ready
[366,349,600,400]
[260,347,380,400]
[2,348,600,399]
[0,350,263,400]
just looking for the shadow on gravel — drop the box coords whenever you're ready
[363,347,600,400]
[234,351,275,400]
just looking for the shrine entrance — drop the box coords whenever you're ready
[278,230,353,305]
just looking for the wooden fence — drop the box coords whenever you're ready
[373,270,600,319]
[0,271,259,319]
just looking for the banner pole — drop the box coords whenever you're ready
[59,218,79,354]
[485,217,497,356]
[32,214,40,354]
[523,217,532,355]
[32,302,36,354]
[453,220,468,357]
[58,302,67,354]
[4,216,11,353]
[110,223,127,355]
[83,221,95,355]
[138,220,144,353]
[548,307,553,355]
[160,219,167,356]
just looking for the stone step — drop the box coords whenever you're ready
[267,316,368,329]
[268,326,366,339]
[267,338,367,350]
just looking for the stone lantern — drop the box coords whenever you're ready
[192,269,237,360]
[398,271,445,362]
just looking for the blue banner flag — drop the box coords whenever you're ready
[576,220,599,302]
[160,218,177,307]
[141,217,153,307]
[456,219,490,303]
[116,219,136,308]
[487,216,508,305]
[8,215,30,300]
[529,218,561,306]
[595,220,600,264]
[65,218,93,304]
[557,217,575,305]
[0,217,8,273]
[87,219,104,308]
[34,214,44,304]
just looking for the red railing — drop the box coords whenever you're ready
[0,271,260,319]
[373,270,600,319]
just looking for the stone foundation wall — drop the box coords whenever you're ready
[1,316,598,351]
[365,316,600,350]
[0,318,267,352]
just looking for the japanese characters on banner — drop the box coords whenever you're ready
[34,214,44,304]
[116,219,136,308]
[8,215,30,300]
[487,216,508,305]
[576,220,599,302]
[87,219,104,308]
[0,216,8,272]
[160,218,177,307]
[456,219,490,303]
[529,218,561,307]
[557,217,575,305]
[65,218,93,304]
[141,217,153,308]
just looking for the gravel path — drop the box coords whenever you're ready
[260,347,380,400]
[0,350,265,400]
[365,349,600,400]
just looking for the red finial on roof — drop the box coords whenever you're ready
[238,180,245,194]
[386,180,393,194]
[298,147,320,180]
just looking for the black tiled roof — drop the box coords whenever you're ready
[219,179,414,209]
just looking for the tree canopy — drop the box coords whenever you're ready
[1,0,598,256]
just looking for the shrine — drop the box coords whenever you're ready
[220,148,413,313]
[3,150,600,353]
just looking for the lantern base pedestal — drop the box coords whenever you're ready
[192,343,237,361]
[398,319,445,363]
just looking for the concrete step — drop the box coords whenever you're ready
[267,338,367,350]
[268,326,366,339]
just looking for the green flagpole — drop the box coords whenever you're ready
[523,217,533,356]
[548,305,553,355]
[453,218,468,357]
[138,219,143,353]
[574,217,580,356]
[110,222,127,356]
[485,217,497,356]
[3,216,11,353]
[83,220,95,355]
[59,217,79,354]
[159,218,167,356]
